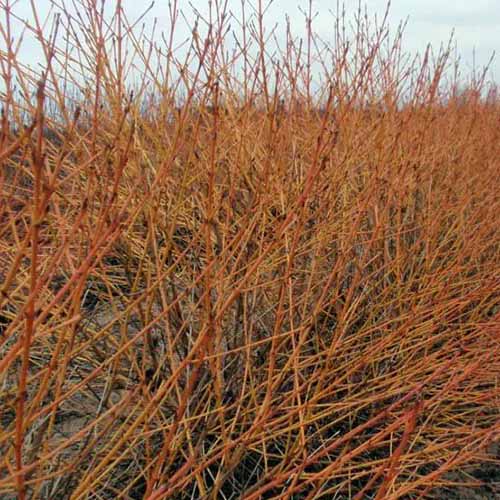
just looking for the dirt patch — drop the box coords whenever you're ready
[429,443,500,499]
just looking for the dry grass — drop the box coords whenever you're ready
[0,1,499,498]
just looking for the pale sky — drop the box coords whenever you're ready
[1,0,498,87]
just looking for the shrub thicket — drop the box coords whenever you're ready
[1,1,499,498]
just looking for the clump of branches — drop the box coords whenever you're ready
[0,1,499,499]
